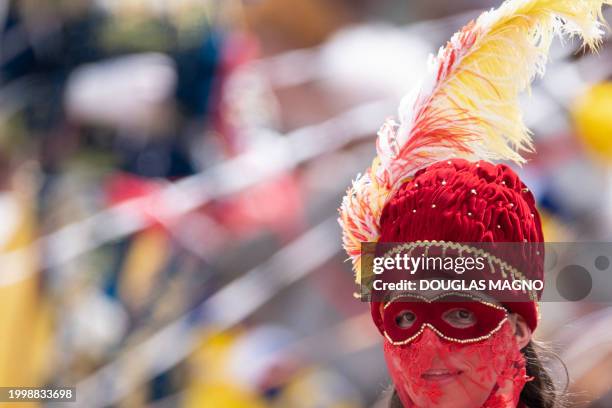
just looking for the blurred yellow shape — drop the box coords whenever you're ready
[119,228,169,313]
[272,367,360,408]
[573,82,612,162]
[0,192,52,408]
[183,331,267,408]
[539,210,572,242]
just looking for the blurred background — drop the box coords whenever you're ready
[1,0,612,407]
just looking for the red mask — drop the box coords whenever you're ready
[374,295,530,408]
[381,292,508,346]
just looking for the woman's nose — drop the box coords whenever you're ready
[419,326,443,346]
[415,327,457,368]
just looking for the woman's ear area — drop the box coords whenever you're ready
[508,313,532,349]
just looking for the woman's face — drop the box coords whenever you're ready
[380,300,531,408]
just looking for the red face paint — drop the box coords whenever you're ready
[384,321,528,408]
[375,294,530,408]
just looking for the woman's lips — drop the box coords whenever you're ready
[421,369,462,385]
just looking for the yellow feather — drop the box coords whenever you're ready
[412,0,612,165]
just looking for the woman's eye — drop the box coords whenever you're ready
[395,310,416,328]
[442,308,476,328]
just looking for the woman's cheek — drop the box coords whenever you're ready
[383,339,444,406]
[455,352,499,406]
[458,345,501,385]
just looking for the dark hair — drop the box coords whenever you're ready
[388,340,565,408]
[520,341,565,408]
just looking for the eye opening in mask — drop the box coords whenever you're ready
[442,307,477,328]
[395,310,417,328]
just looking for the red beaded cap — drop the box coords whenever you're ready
[376,158,543,331]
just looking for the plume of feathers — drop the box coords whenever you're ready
[339,0,611,283]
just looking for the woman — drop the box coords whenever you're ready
[338,0,610,407]
[369,160,553,407]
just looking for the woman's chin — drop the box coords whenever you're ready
[411,379,491,408]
